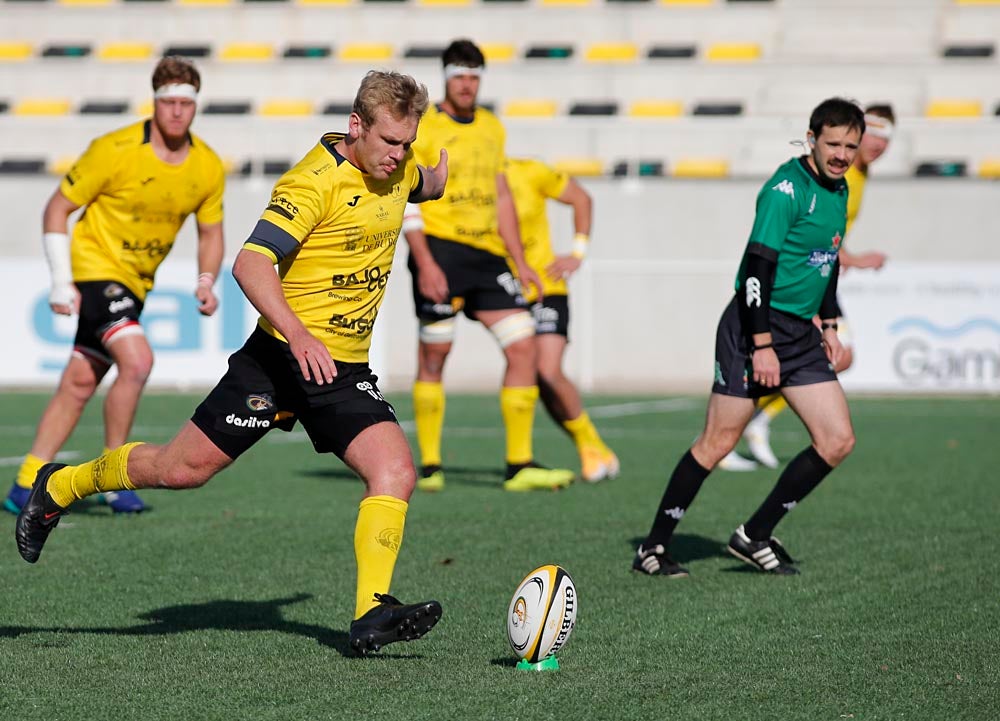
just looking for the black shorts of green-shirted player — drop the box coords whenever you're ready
[633,97,865,577]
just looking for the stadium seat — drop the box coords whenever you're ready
[42,45,92,58]
[14,99,72,116]
[704,43,762,62]
[925,99,983,118]
[502,100,559,117]
[481,44,516,62]
[259,99,314,116]
[672,158,729,178]
[97,43,154,61]
[0,43,34,61]
[585,43,639,63]
[337,43,394,61]
[977,159,1000,178]
[552,158,604,177]
[628,100,684,118]
[219,43,275,62]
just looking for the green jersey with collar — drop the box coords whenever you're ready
[735,156,847,319]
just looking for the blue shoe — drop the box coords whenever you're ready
[98,490,147,514]
[4,483,32,515]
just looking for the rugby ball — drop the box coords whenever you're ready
[506,564,577,663]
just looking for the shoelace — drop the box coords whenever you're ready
[373,592,402,606]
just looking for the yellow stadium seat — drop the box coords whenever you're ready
[925,99,983,118]
[259,100,315,116]
[628,100,684,118]
[705,43,762,62]
[585,43,639,63]
[49,157,77,177]
[338,44,394,61]
[503,100,559,118]
[553,158,604,177]
[481,44,516,62]
[978,159,1000,178]
[672,158,729,178]
[219,43,275,62]
[0,43,33,61]
[98,43,154,61]
[955,0,1000,5]
[15,99,72,116]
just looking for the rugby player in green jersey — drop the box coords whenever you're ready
[633,98,864,577]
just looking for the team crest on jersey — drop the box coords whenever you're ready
[103,283,126,298]
[246,393,275,412]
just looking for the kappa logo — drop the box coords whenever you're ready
[782,501,798,511]
[246,393,275,411]
[663,507,685,520]
[714,361,726,387]
[772,180,795,199]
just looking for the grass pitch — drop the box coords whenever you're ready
[0,392,997,720]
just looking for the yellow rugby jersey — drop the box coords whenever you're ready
[844,164,867,235]
[412,104,506,257]
[505,158,571,301]
[244,133,423,363]
[61,119,225,300]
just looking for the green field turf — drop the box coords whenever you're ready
[1,392,997,720]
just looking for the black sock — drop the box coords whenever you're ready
[744,446,833,541]
[644,450,711,548]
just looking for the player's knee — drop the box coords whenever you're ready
[60,368,99,403]
[536,360,565,389]
[117,356,154,386]
[819,428,855,466]
[418,342,451,378]
[696,428,742,466]
[366,456,417,498]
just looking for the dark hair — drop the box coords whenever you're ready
[865,103,896,125]
[809,97,865,139]
[442,39,485,69]
[353,70,429,127]
[151,56,201,92]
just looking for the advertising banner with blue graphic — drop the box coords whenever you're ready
[838,263,1000,394]
[1,259,386,389]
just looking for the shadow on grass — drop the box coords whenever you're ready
[302,465,506,488]
[627,533,730,563]
[0,593,422,660]
[488,657,520,668]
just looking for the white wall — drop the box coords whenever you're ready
[2,176,998,393]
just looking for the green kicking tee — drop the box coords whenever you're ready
[735,156,848,319]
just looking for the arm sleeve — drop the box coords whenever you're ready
[818,259,842,319]
[739,244,778,337]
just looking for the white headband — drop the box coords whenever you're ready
[154,83,199,102]
[444,64,483,80]
[864,113,894,139]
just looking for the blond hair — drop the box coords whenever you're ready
[353,71,429,127]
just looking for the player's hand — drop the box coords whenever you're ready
[417,260,449,304]
[855,251,887,270]
[423,149,448,200]
[195,286,219,316]
[822,327,845,367]
[287,330,337,385]
[752,347,781,388]
[49,283,80,316]
[518,264,544,302]
[546,255,582,281]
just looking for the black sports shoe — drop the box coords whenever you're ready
[349,593,442,655]
[15,463,69,564]
[631,543,689,578]
[727,524,799,575]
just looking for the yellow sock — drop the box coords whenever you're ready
[413,381,445,468]
[355,495,408,619]
[562,412,604,451]
[500,385,538,465]
[47,442,142,509]
[761,395,788,420]
[15,453,46,490]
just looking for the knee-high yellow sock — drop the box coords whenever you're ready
[562,411,604,451]
[47,442,142,509]
[413,381,445,468]
[15,453,46,490]
[761,395,788,419]
[355,495,408,619]
[501,385,538,465]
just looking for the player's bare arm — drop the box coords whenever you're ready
[546,179,592,281]
[194,220,224,316]
[414,149,448,202]
[496,172,543,300]
[404,226,449,303]
[232,248,336,385]
[41,189,82,316]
